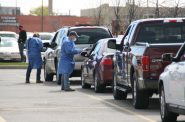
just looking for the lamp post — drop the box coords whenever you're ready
[15,0,17,33]
[41,0,43,32]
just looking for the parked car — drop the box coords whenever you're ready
[43,26,113,82]
[0,37,21,61]
[159,43,185,122]
[108,18,185,109]
[38,32,54,43]
[81,38,121,92]
[0,31,18,39]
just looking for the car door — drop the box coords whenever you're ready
[45,31,59,72]
[117,24,136,86]
[168,44,185,105]
[86,42,102,83]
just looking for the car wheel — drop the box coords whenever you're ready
[132,72,149,109]
[113,71,127,100]
[81,68,91,89]
[44,60,54,82]
[94,71,105,93]
[160,85,177,122]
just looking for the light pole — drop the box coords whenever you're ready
[41,0,43,32]
[15,0,17,33]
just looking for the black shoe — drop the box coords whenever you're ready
[36,80,43,83]
[64,88,75,91]
[61,87,64,91]
[25,81,30,83]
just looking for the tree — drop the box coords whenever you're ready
[127,0,137,24]
[94,0,103,25]
[30,6,50,16]
[112,0,123,36]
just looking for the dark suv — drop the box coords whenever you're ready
[43,26,113,83]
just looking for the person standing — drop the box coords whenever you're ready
[18,25,27,62]
[25,33,43,83]
[58,31,82,91]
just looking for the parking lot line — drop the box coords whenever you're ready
[0,116,6,122]
[85,94,157,122]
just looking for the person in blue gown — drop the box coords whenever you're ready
[58,31,82,91]
[25,33,43,83]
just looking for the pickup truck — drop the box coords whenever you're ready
[108,18,185,109]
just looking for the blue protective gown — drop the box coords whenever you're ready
[58,37,82,75]
[26,37,43,69]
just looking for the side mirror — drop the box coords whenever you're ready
[51,42,57,48]
[162,53,173,62]
[124,42,131,52]
[108,39,117,49]
[43,42,51,48]
[81,51,89,57]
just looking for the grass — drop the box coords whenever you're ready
[0,62,28,66]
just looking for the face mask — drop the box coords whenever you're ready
[73,38,77,41]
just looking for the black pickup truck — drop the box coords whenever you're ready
[108,18,185,109]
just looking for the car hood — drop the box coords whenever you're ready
[0,47,19,53]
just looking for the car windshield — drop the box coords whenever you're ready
[0,40,14,47]
[0,33,16,38]
[69,28,112,44]
[39,34,53,40]
[137,22,185,43]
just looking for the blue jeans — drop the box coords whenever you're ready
[26,65,41,82]
[61,74,70,90]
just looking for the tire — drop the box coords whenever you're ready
[160,85,177,122]
[81,68,91,89]
[94,71,105,93]
[44,60,54,82]
[132,72,149,109]
[113,71,127,100]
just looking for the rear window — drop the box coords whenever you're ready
[137,22,185,43]
[0,34,16,38]
[69,28,112,44]
[39,35,53,40]
[0,40,14,47]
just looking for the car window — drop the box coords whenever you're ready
[137,23,185,43]
[90,42,101,56]
[69,28,112,44]
[0,34,16,38]
[52,32,58,43]
[39,35,53,40]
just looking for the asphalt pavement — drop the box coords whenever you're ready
[0,69,185,122]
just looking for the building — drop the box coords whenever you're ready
[0,6,20,15]
[81,3,185,34]
[0,15,95,33]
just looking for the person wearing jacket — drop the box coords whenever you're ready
[58,31,82,91]
[18,25,27,62]
[25,33,43,83]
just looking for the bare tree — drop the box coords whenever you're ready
[171,0,185,17]
[112,0,123,36]
[127,0,137,24]
[155,0,160,17]
[94,0,103,25]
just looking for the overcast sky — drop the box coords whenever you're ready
[0,0,183,16]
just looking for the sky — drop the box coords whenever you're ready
[0,0,110,16]
[0,0,183,16]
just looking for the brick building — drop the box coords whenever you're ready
[0,15,95,33]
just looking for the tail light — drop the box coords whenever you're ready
[100,57,113,71]
[141,56,150,71]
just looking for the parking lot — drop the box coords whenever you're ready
[0,69,184,122]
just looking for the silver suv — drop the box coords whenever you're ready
[43,26,113,83]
